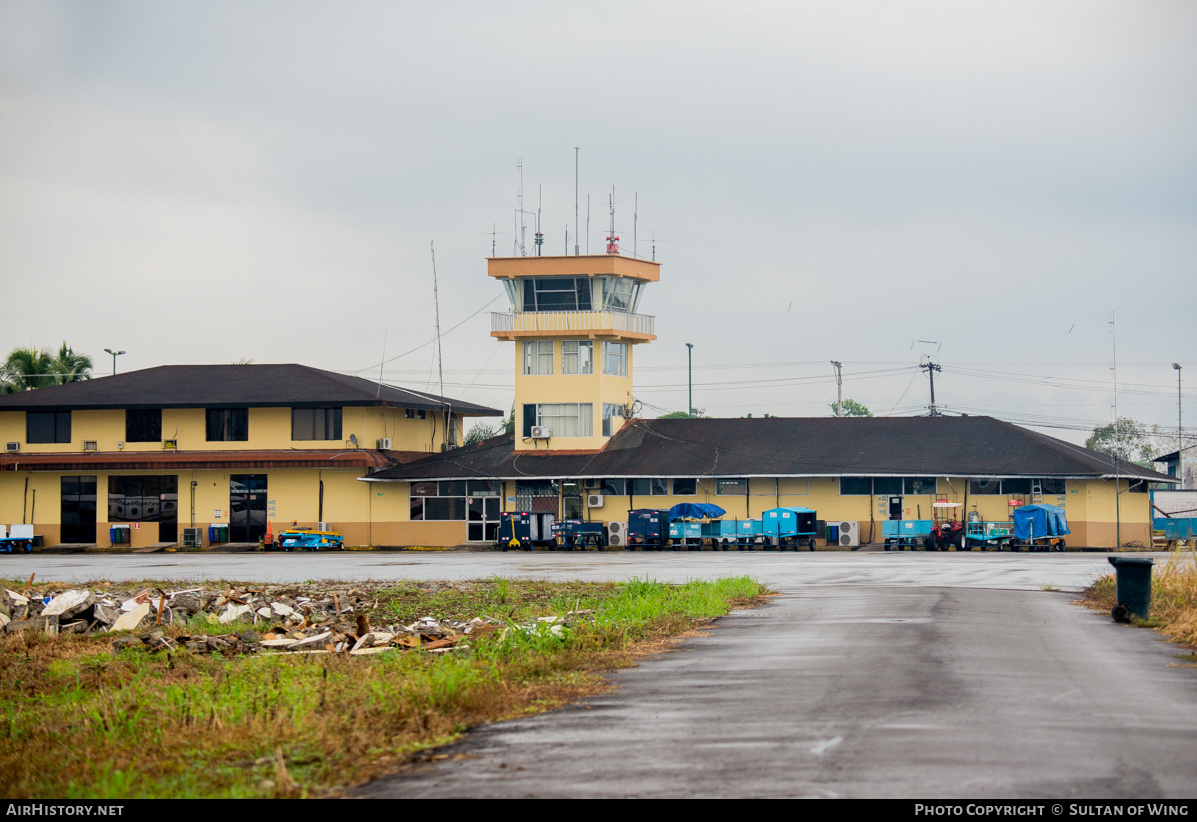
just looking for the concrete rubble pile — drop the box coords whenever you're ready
[0,582,506,657]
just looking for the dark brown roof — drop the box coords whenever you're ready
[0,449,390,472]
[0,364,501,416]
[366,416,1175,483]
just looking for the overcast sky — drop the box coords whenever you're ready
[1,1,1194,447]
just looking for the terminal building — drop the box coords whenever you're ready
[368,252,1172,549]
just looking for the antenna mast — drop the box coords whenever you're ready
[633,192,638,259]
[431,241,449,446]
[535,184,543,256]
[606,186,619,255]
[517,159,526,256]
[574,147,580,256]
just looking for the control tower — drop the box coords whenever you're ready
[488,254,660,451]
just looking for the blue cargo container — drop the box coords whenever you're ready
[760,507,819,551]
[700,519,759,551]
[628,509,670,550]
[882,519,934,550]
[668,520,704,550]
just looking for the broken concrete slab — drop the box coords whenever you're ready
[112,601,151,632]
[42,589,94,619]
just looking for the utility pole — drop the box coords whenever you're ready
[1174,362,1183,488]
[831,361,843,417]
[686,343,694,417]
[921,358,942,416]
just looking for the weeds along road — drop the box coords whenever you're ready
[9,551,1197,798]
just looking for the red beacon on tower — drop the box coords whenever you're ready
[605,234,619,255]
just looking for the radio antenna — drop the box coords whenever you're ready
[574,147,580,256]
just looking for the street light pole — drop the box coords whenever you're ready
[686,343,694,417]
[104,349,125,376]
[1174,363,1183,488]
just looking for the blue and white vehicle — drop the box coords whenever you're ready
[277,527,344,551]
[0,524,34,553]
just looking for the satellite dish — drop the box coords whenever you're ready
[349,434,358,447]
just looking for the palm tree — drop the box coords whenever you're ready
[0,344,93,393]
[53,343,93,384]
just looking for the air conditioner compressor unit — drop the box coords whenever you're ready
[377,438,392,450]
[530,426,551,439]
[606,520,628,547]
[587,494,604,508]
[838,521,860,547]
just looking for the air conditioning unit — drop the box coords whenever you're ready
[163,440,178,451]
[5,442,19,452]
[377,438,392,450]
[584,478,602,489]
[606,520,628,547]
[587,494,604,508]
[530,426,551,439]
[838,521,860,547]
[181,528,203,549]
[82,441,98,452]
[318,522,332,531]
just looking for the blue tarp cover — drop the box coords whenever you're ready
[668,503,727,520]
[1012,504,1070,540]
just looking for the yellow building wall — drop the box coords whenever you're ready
[513,340,635,451]
[0,406,467,454]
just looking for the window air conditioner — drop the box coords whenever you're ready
[587,494,604,508]
[6,442,19,452]
[530,426,551,439]
[82,441,98,452]
[838,521,860,547]
[378,438,392,450]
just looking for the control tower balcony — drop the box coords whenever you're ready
[490,310,656,341]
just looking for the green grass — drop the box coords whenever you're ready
[0,575,767,798]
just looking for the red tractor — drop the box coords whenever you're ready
[929,502,966,551]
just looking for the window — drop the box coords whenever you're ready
[291,407,342,440]
[600,277,642,312]
[672,478,697,495]
[1002,478,1032,495]
[522,277,593,311]
[873,477,902,495]
[206,408,248,442]
[410,480,500,540]
[523,403,593,438]
[904,477,937,495]
[840,477,872,495]
[601,478,628,495]
[405,409,413,419]
[631,478,668,496]
[717,478,748,495]
[562,341,593,375]
[969,478,1001,495]
[126,410,162,442]
[602,403,624,436]
[1039,478,1066,495]
[603,342,627,376]
[417,409,426,420]
[108,475,178,530]
[523,341,554,375]
[27,411,71,444]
